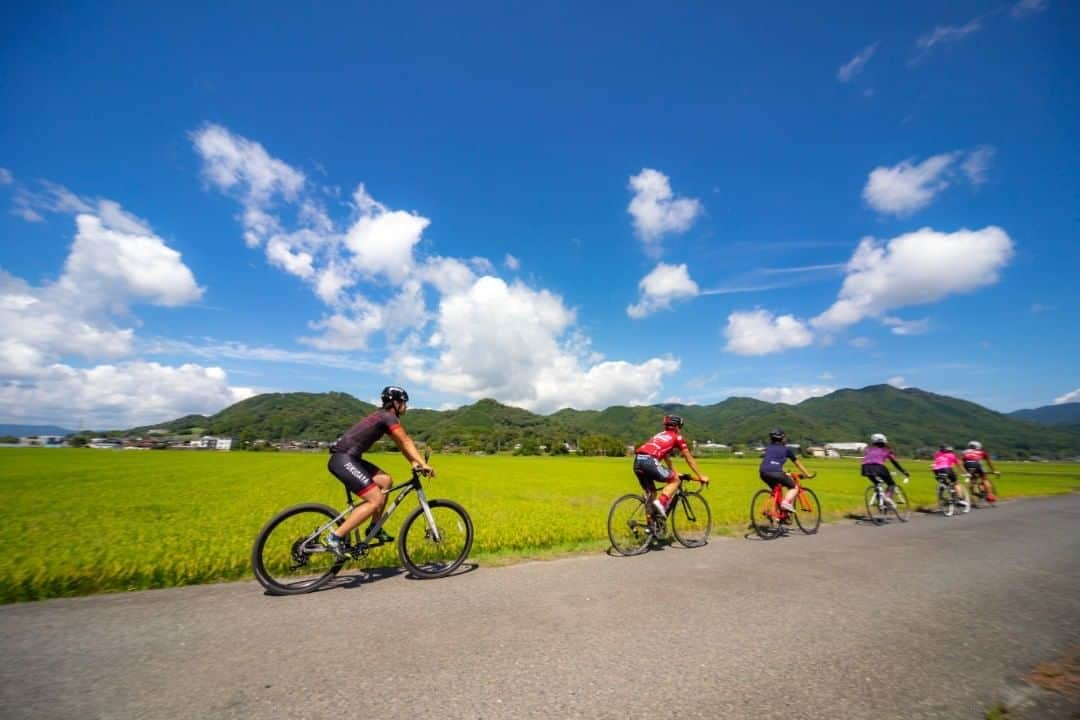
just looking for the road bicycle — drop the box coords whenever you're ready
[934,470,967,517]
[607,474,711,556]
[251,462,474,595]
[968,470,1000,507]
[750,471,820,540]
[865,473,912,523]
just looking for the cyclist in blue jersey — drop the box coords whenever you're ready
[759,428,813,513]
[324,386,433,557]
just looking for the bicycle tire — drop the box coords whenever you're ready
[608,494,653,556]
[938,485,955,517]
[864,485,886,522]
[794,487,821,534]
[671,491,711,547]
[750,489,782,540]
[889,485,912,522]
[397,499,474,578]
[251,503,345,595]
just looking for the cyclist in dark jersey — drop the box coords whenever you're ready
[860,433,909,501]
[632,415,709,517]
[324,386,433,557]
[758,428,813,513]
[962,441,998,502]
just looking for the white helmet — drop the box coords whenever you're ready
[871,432,887,444]
[968,441,982,450]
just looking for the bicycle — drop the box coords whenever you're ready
[251,462,474,595]
[865,473,912,523]
[750,471,820,540]
[934,470,966,517]
[968,470,1000,507]
[607,474,711,556]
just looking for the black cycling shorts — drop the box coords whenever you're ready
[759,470,795,490]
[934,468,958,484]
[963,461,985,478]
[633,454,674,493]
[862,463,895,486]
[328,453,383,495]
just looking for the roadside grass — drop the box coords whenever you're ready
[0,449,1076,602]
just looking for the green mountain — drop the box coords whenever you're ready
[118,385,1080,459]
[1009,402,1080,430]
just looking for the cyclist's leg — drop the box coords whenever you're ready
[328,455,387,537]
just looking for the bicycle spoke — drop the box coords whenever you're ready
[251,504,345,595]
[671,492,711,547]
[608,495,653,555]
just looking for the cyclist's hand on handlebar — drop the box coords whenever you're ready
[413,461,435,477]
[698,475,710,486]
[903,475,910,484]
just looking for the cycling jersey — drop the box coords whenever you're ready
[861,444,908,477]
[635,430,688,460]
[962,448,989,464]
[759,443,796,472]
[932,451,961,471]
[329,409,401,457]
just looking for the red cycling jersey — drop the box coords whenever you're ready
[635,430,688,460]
[962,448,989,463]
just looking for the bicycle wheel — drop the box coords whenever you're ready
[750,490,782,539]
[608,494,653,556]
[864,485,886,522]
[938,485,955,517]
[398,500,474,578]
[889,485,912,522]
[251,503,345,595]
[671,492,711,547]
[794,487,821,534]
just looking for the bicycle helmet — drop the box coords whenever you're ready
[768,428,786,442]
[870,432,887,445]
[968,440,982,450]
[381,385,409,407]
[663,414,683,429]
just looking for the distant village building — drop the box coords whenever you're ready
[825,442,867,455]
[88,438,124,449]
[193,436,233,451]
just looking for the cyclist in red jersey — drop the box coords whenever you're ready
[632,414,710,517]
[962,441,998,502]
[324,386,434,558]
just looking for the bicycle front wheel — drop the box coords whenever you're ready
[608,494,653,556]
[671,492,711,547]
[889,485,912,522]
[750,490,782,539]
[398,500,474,578]
[794,487,821,534]
[251,503,345,595]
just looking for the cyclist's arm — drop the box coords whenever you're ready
[792,458,812,477]
[680,447,709,484]
[388,426,434,475]
[889,458,909,476]
[984,454,998,473]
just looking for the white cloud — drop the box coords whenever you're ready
[916,18,982,51]
[627,262,700,318]
[724,309,814,356]
[813,226,1014,331]
[881,316,930,335]
[863,147,996,215]
[0,361,254,429]
[504,254,520,271]
[887,376,908,388]
[1052,389,1079,404]
[344,202,430,284]
[192,124,305,211]
[837,43,878,83]
[1011,0,1047,18]
[397,276,678,413]
[627,168,702,255]
[756,385,835,404]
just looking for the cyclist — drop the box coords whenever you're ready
[324,386,434,558]
[932,444,970,512]
[861,433,910,503]
[633,414,709,517]
[759,428,813,514]
[962,440,998,502]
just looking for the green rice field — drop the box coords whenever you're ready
[1,448,1077,602]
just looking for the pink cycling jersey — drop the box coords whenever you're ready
[932,451,960,471]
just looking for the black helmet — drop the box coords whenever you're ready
[663,414,683,429]
[769,428,785,442]
[381,386,409,407]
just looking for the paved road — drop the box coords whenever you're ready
[2,495,1078,720]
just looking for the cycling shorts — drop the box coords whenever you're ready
[963,461,985,478]
[633,454,674,493]
[759,470,795,490]
[934,468,958,485]
[861,463,895,486]
[328,453,383,496]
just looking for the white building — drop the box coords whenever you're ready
[825,442,867,455]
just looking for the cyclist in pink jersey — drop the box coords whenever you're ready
[932,444,970,510]
[632,415,710,517]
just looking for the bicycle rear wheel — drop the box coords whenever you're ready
[608,494,653,555]
[794,487,821,534]
[251,503,345,595]
[864,485,886,523]
[889,485,912,522]
[671,492,711,547]
[750,490,782,539]
[398,500,474,578]
[938,485,955,517]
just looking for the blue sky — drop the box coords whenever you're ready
[1,0,1077,429]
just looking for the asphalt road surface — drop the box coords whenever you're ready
[2,494,1078,720]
